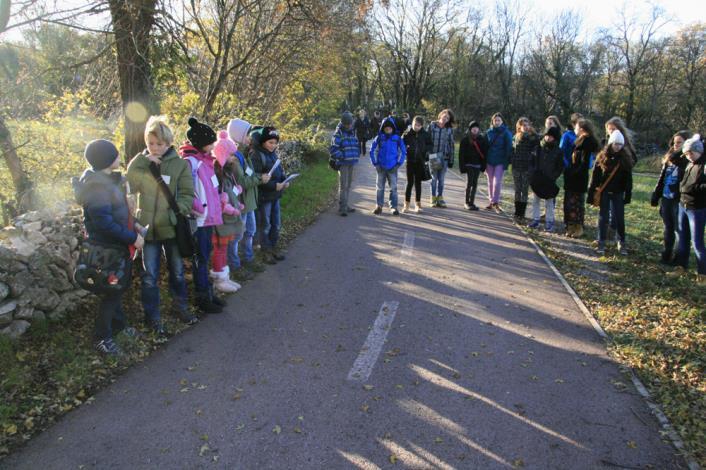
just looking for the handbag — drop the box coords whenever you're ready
[149,163,199,258]
[591,164,621,207]
[74,239,130,294]
[428,153,443,171]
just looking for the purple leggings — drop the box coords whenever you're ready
[486,164,505,204]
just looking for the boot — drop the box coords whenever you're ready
[659,250,673,265]
[518,201,527,221]
[402,201,410,213]
[574,224,584,238]
[565,223,577,237]
[513,201,522,222]
[414,201,422,213]
[430,195,437,207]
[211,269,240,294]
[196,292,223,314]
[437,198,447,208]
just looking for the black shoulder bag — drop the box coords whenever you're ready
[149,163,198,258]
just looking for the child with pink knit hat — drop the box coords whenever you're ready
[211,131,246,294]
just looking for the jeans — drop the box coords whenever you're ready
[532,194,555,225]
[141,239,188,323]
[430,160,448,198]
[96,259,131,340]
[486,164,505,204]
[193,226,213,294]
[464,167,480,206]
[659,197,679,255]
[676,204,706,274]
[257,199,281,250]
[376,166,399,209]
[598,192,625,244]
[338,165,355,213]
[229,211,256,269]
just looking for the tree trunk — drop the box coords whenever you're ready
[0,115,37,214]
[108,0,159,162]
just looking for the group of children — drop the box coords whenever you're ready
[76,116,290,356]
[356,108,705,281]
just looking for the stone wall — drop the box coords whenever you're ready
[0,204,92,339]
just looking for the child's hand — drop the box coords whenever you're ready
[261,173,272,184]
[276,182,289,191]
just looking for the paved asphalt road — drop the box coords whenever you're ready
[2,162,686,469]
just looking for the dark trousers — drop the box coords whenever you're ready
[465,167,480,205]
[96,259,132,340]
[193,226,213,295]
[598,192,625,244]
[405,163,422,202]
[659,197,679,255]
[358,138,367,156]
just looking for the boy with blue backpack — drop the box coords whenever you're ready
[370,118,406,215]
[329,111,360,217]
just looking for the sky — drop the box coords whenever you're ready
[1,0,704,44]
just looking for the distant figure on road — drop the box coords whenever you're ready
[371,117,406,216]
[330,111,361,217]
[353,109,370,156]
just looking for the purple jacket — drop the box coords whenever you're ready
[178,143,223,227]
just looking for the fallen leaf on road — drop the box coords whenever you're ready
[530,375,539,381]
[273,425,282,434]
[199,444,210,456]
[434,437,444,444]
[627,440,637,448]
[512,458,525,468]
[360,404,370,413]
[235,424,245,430]
[555,379,565,384]
[363,384,374,391]
[389,454,398,464]
[294,426,303,434]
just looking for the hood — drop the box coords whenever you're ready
[178,141,215,165]
[336,122,355,135]
[72,169,121,205]
[378,117,398,136]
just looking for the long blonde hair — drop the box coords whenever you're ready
[605,117,635,159]
[515,117,535,137]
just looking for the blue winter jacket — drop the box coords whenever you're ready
[486,124,513,169]
[370,118,406,170]
[330,123,360,166]
[559,130,577,169]
[73,169,137,246]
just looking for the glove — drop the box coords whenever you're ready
[650,191,659,207]
[624,195,631,205]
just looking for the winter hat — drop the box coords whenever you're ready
[84,139,119,171]
[382,119,395,131]
[341,112,354,127]
[186,117,217,149]
[213,131,238,168]
[468,120,480,130]
[608,130,625,147]
[227,118,252,145]
[684,134,704,154]
[544,126,561,142]
[259,126,280,144]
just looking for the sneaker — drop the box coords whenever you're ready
[596,244,606,256]
[437,199,447,208]
[402,202,409,213]
[528,220,540,229]
[339,211,348,217]
[468,205,479,211]
[430,196,437,206]
[544,222,554,233]
[373,206,382,215]
[618,242,628,256]
[493,203,503,213]
[197,299,223,314]
[484,203,494,211]
[415,202,423,213]
[391,209,400,216]
[147,321,169,337]
[464,203,471,210]
[178,311,199,325]
[96,338,123,356]
[347,207,356,213]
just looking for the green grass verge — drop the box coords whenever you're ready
[0,147,337,458]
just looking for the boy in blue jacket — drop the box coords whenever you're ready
[370,118,406,215]
[74,140,145,356]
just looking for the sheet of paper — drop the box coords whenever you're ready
[268,159,281,177]
[283,173,300,185]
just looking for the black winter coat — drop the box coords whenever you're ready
[588,149,633,204]
[459,133,488,173]
[402,127,432,177]
[354,117,370,141]
[564,135,600,193]
[511,132,540,173]
[680,155,706,210]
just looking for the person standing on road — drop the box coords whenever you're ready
[458,120,488,211]
[428,109,456,208]
[354,109,370,156]
[402,115,433,213]
[370,117,406,216]
[528,126,563,231]
[485,113,513,213]
[511,117,540,223]
[330,111,361,217]
[651,130,691,264]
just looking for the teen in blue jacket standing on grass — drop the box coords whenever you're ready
[330,111,360,217]
[370,117,406,215]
